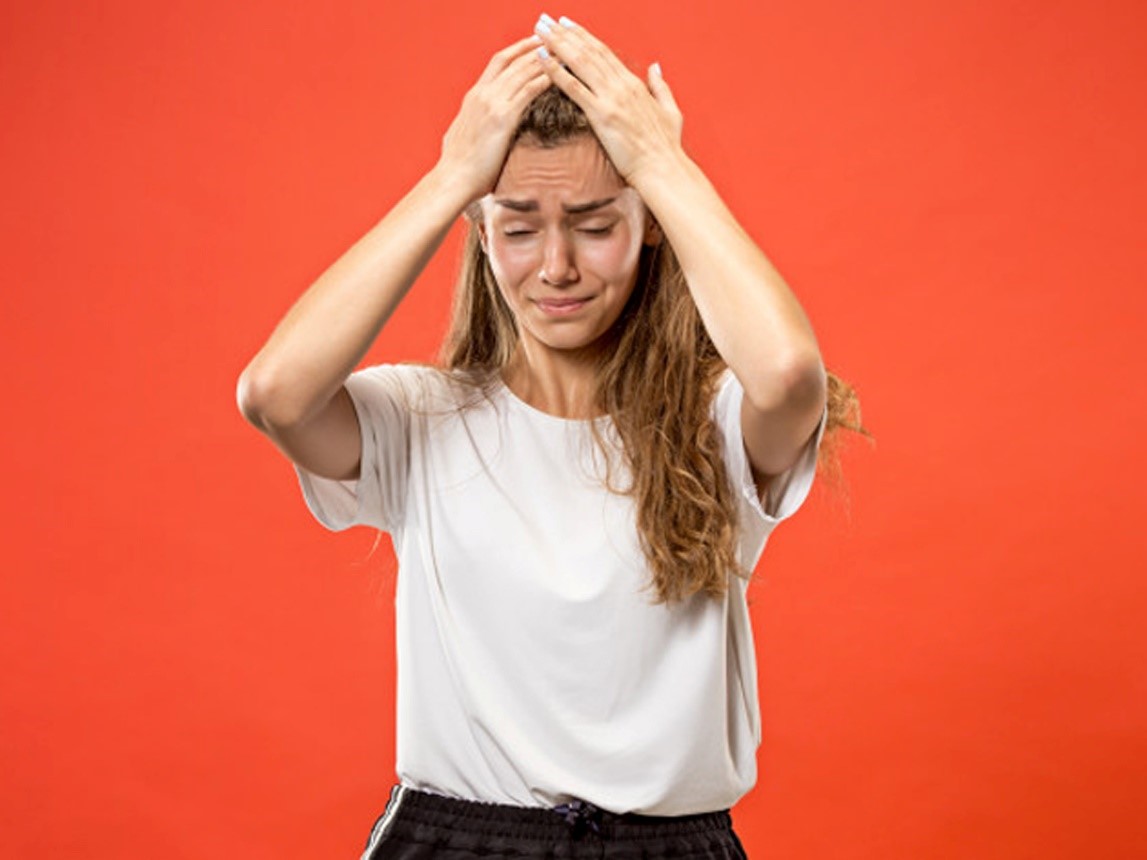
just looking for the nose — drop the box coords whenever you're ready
[539,229,578,287]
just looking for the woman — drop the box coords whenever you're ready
[239,14,861,859]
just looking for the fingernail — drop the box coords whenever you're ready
[537,46,550,59]
[558,16,578,28]
[535,18,553,34]
[651,62,662,77]
[537,13,556,28]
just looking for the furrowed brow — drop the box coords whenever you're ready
[563,197,617,214]
[492,197,618,214]
[493,199,539,212]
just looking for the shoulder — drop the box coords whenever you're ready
[349,362,477,411]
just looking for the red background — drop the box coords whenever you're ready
[3,1,1145,857]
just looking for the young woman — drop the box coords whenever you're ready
[239,14,861,860]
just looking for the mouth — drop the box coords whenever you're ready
[534,297,591,316]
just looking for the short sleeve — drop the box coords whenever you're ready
[713,369,827,533]
[293,364,414,534]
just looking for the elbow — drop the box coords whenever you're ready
[236,364,271,431]
[236,361,307,431]
[743,351,827,415]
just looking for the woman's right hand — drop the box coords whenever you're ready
[436,36,552,202]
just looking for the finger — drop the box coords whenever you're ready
[647,62,681,116]
[510,69,553,110]
[480,34,544,83]
[552,17,608,55]
[499,42,546,88]
[480,46,545,113]
[549,16,631,81]
[536,47,594,106]
[535,19,612,92]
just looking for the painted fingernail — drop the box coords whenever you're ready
[558,16,578,28]
[651,62,662,77]
[535,18,553,34]
[537,46,550,59]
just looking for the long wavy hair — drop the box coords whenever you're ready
[439,86,865,603]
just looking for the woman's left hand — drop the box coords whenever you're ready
[534,15,685,185]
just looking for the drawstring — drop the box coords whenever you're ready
[553,799,604,839]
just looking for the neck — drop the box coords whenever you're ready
[502,342,602,420]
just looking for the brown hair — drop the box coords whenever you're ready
[440,86,865,603]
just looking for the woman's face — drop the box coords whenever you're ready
[479,136,656,359]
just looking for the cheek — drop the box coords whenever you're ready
[486,240,536,291]
[582,226,644,279]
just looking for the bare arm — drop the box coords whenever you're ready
[629,152,827,483]
[237,37,551,480]
[535,21,826,487]
[237,167,474,479]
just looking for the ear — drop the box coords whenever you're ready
[477,219,489,255]
[643,213,664,248]
[467,200,490,255]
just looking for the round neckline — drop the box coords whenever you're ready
[494,376,611,427]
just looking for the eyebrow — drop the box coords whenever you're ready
[493,196,618,215]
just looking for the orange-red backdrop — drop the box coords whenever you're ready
[3,0,1145,857]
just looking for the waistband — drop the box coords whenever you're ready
[387,785,734,842]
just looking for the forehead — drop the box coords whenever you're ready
[492,136,627,203]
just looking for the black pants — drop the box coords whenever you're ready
[361,786,749,860]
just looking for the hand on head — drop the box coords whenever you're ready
[437,36,552,202]
[532,14,684,184]
[438,17,684,205]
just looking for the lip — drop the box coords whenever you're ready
[534,297,591,315]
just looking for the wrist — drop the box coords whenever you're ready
[427,158,493,212]
[628,146,698,198]
[628,147,708,214]
[419,160,486,219]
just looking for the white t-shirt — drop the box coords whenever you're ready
[295,364,826,816]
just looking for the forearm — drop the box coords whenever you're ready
[633,152,824,408]
[238,164,473,428]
